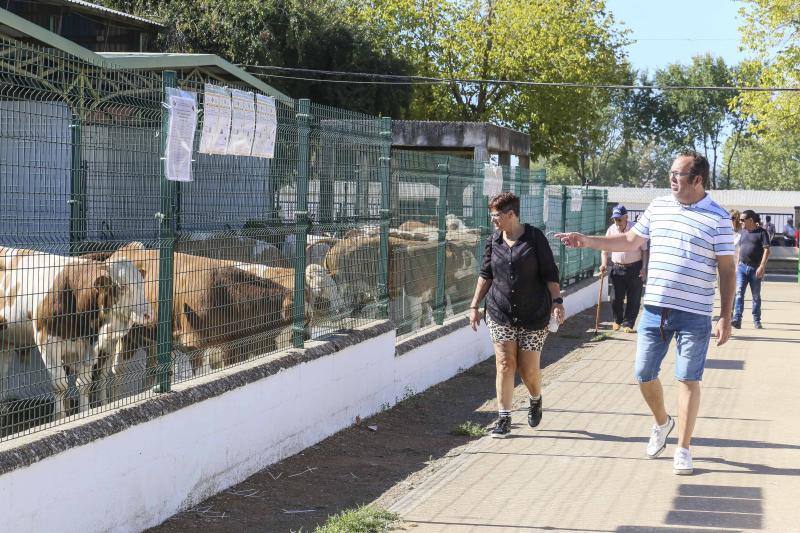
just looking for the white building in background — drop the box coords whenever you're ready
[593,187,800,232]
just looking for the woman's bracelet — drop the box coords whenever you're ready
[469,306,479,309]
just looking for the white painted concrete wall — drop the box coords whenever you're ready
[0,278,602,533]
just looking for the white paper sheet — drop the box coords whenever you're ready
[251,94,277,159]
[570,188,583,212]
[164,88,197,182]
[227,88,256,156]
[483,163,503,197]
[198,83,232,155]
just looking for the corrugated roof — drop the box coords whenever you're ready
[99,52,291,102]
[59,0,163,28]
[1,7,108,66]
[593,187,800,211]
[0,11,289,101]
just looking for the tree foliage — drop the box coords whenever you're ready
[98,0,413,116]
[349,0,630,169]
[653,55,740,189]
[738,0,800,138]
[724,133,800,191]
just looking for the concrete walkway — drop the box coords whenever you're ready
[390,281,800,532]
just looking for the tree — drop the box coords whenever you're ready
[349,0,630,169]
[723,133,800,191]
[545,67,675,187]
[738,0,800,138]
[653,55,740,189]
[98,0,414,116]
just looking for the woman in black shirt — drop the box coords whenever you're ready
[469,192,564,438]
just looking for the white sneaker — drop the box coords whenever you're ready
[646,415,675,458]
[674,447,694,475]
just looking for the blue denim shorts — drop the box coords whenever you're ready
[635,305,712,382]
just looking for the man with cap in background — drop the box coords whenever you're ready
[600,205,649,333]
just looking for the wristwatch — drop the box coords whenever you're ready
[553,297,564,304]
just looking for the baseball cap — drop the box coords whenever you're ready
[611,205,627,219]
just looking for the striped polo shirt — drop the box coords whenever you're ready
[631,194,734,315]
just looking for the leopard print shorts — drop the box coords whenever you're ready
[486,316,549,352]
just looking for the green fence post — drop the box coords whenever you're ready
[434,158,450,325]
[579,189,589,278]
[68,112,86,256]
[472,162,484,229]
[559,186,568,285]
[378,116,392,319]
[534,168,546,230]
[155,70,178,393]
[354,163,363,219]
[597,189,608,272]
[293,98,311,348]
[474,162,486,273]
[513,166,523,198]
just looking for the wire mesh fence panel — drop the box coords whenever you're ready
[545,186,608,285]
[388,150,447,337]
[520,168,547,230]
[0,36,164,439]
[304,102,387,335]
[160,77,300,383]
[579,189,603,273]
[1,35,556,442]
[444,157,486,324]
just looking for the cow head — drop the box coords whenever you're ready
[446,242,477,280]
[305,264,344,317]
[36,264,121,378]
[104,259,151,325]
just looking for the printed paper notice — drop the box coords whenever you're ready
[227,89,256,156]
[251,94,277,159]
[165,88,197,182]
[570,188,583,212]
[483,164,503,197]
[198,84,231,155]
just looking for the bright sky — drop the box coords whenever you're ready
[606,0,749,73]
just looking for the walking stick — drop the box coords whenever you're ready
[594,271,605,334]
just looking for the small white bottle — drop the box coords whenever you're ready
[548,313,560,333]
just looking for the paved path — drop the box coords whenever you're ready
[390,281,800,532]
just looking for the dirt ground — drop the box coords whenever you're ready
[149,303,613,533]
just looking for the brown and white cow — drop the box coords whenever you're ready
[324,231,478,329]
[99,242,291,382]
[0,246,150,418]
[98,243,343,394]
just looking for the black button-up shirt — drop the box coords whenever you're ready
[479,224,560,330]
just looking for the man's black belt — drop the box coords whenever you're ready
[612,260,642,267]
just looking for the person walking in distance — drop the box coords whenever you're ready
[555,151,735,475]
[469,192,564,438]
[732,210,771,330]
[763,215,776,245]
[600,205,649,333]
[730,210,743,264]
[784,218,797,247]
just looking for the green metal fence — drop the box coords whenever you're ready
[386,153,548,338]
[545,186,608,284]
[0,34,599,442]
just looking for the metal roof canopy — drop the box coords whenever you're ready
[1,6,108,66]
[0,7,290,102]
[40,0,163,29]
[99,52,291,103]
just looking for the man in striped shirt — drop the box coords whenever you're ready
[556,152,735,475]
